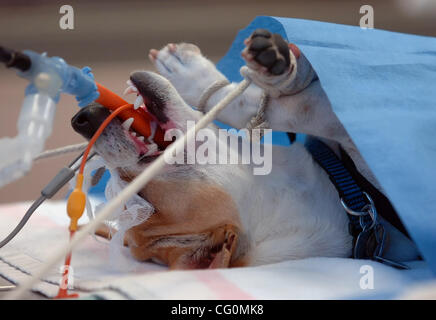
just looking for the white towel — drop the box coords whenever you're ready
[0,200,433,299]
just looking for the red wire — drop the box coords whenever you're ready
[55,230,78,298]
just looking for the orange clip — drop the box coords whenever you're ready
[66,174,86,232]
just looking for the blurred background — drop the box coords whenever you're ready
[0,0,435,203]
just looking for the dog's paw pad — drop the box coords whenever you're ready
[245,29,291,76]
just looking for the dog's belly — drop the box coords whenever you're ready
[213,143,353,266]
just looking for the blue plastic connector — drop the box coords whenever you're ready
[19,50,100,106]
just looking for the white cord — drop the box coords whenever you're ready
[196,79,230,112]
[5,78,251,300]
[34,142,88,161]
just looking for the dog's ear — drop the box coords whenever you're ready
[124,222,241,270]
[208,225,238,269]
[168,224,240,270]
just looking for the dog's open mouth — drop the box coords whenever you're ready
[72,71,177,166]
[118,94,161,162]
[122,114,161,163]
[121,75,174,163]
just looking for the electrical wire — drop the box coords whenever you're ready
[0,195,46,249]
[0,151,96,249]
[33,142,88,162]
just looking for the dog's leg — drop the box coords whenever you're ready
[149,43,265,129]
[148,39,377,187]
[149,40,346,142]
[240,29,351,140]
[241,29,317,97]
[242,30,386,190]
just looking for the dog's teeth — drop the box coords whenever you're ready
[122,86,131,96]
[134,95,144,110]
[137,136,145,142]
[131,132,137,137]
[123,85,138,96]
[122,117,134,130]
[149,121,157,142]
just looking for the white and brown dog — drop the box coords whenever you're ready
[71,29,418,270]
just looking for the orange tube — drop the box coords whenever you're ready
[95,82,170,148]
[54,230,79,299]
[95,83,152,138]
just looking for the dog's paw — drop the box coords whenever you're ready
[242,29,291,76]
[149,43,225,107]
[149,43,202,76]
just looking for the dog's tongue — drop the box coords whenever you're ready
[95,83,169,149]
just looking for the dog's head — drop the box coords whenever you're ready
[71,71,199,175]
[71,71,245,269]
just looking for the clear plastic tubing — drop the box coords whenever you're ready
[0,92,56,187]
[19,92,57,163]
[0,50,99,188]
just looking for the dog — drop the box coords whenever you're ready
[71,29,419,269]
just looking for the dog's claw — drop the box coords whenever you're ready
[251,29,272,39]
[241,50,253,61]
[168,43,177,52]
[149,49,158,61]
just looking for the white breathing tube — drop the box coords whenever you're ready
[5,77,252,300]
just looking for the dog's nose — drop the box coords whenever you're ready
[71,103,111,139]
